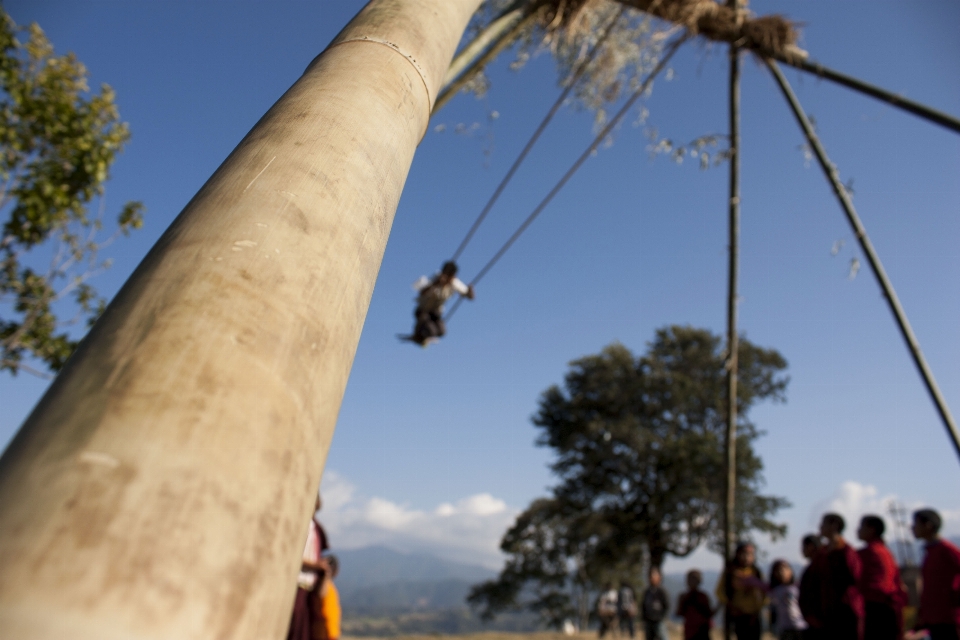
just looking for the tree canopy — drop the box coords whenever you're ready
[468,325,789,628]
[0,9,143,376]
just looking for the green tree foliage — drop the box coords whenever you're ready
[0,9,143,376]
[468,326,789,628]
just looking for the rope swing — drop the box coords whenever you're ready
[423,1,960,466]
[445,34,688,322]
[449,6,626,263]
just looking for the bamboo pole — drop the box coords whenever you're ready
[434,3,539,113]
[772,53,960,136]
[722,7,741,640]
[439,0,528,88]
[0,1,483,638]
[766,58,960,465]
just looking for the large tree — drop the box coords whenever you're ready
[0,9,143,376]
[469,325,789,628]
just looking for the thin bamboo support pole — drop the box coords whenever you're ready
[772,53,960,136]
[0,1,483,638]
[434,7,539,113]
[766,58,960,466]
[440,0,528,88]
[722,13,741,640]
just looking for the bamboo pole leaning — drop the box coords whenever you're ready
[772,53,960,136]
[434,0,539,113]
[442,0,529,87]
[765,58,960,466]
[722,6,741,640]
[0,1,483,638]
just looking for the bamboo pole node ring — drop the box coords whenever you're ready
[328,35,433,136]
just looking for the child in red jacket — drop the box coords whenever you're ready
[906,509,960,640]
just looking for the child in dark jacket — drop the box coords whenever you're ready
[676,569,713,640]
[642,567,670,640]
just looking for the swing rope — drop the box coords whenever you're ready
[449,6,627,263]
[445,34,689,321]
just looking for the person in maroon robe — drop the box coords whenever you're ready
[857,515,907,640]
[288,494,331,640]
[819,513,864,640]
[800,533,825,639]
[906,509,960,640]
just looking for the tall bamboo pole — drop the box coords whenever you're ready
[766,59,960,465]
[723,4,741,639]
[0,1,482,638]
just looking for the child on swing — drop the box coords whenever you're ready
[402,261,475,346]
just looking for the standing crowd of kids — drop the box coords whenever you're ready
[599,508,960,640]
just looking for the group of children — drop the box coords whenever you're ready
[596,569,670,640]
[287,494,342,640]
[671,507,960,640]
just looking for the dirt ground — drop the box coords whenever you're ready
[344,625,778,640]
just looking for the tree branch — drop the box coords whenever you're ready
[0,358,53,379]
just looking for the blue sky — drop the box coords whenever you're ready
[2,1,958,573]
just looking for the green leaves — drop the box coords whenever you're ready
[117,200,144,234]
[469,326,790,627]
[0,9,144,375]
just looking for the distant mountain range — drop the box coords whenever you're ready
[333,546,534,635]
[331,546,722,635]
[334,546,495,599]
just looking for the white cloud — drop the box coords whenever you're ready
[320,470,356,512]
[455,493,508,516]
[318,471,519,569]
[808,480,960,539]
[810,480,899,532]
[316,475,960,576]
[943,509,960,535]
[366,497,418,530]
